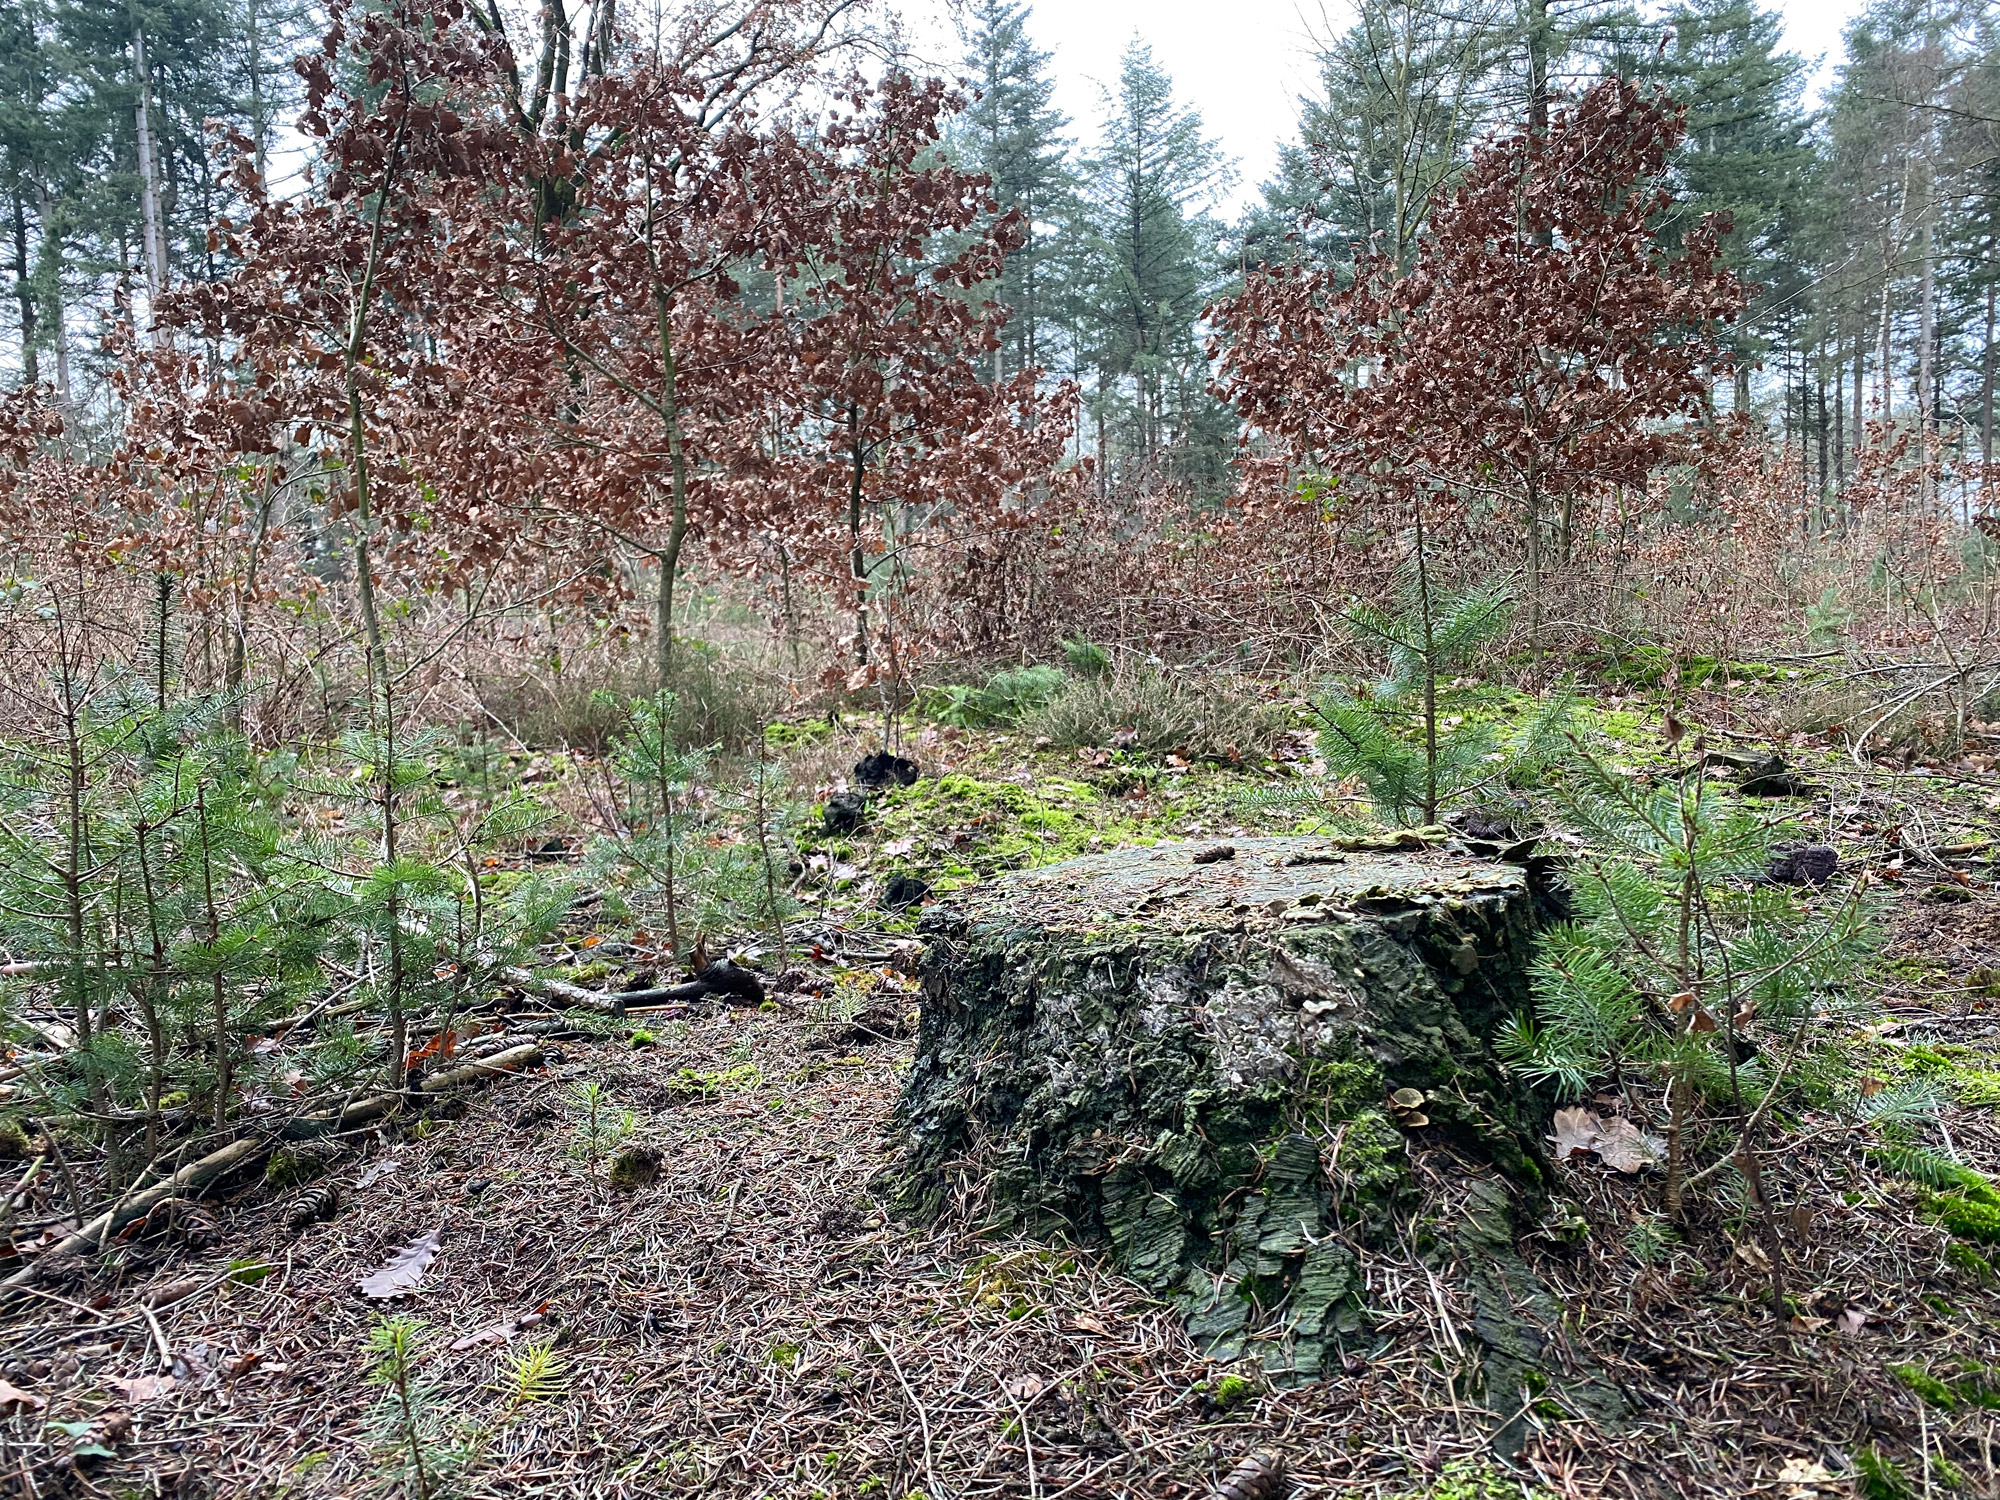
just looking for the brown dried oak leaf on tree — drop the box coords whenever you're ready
[1212,79,1749,635]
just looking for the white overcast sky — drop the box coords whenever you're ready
[899,0,1876,216]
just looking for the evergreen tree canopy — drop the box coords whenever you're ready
[1080,38,1234,493]
[1640,0,1816,369]
[1249,0,1513,273]
[953,0,1076,384]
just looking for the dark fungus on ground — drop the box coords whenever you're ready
[881,873,933,910]
[823,790,868,835]
[854,751,921,788]
[1766,844,1840,886]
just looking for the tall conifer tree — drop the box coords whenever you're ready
[954,0,1075,385]
[1249,0,1512,272]
[1080,38,1234,495]
[1641,0,1815,402]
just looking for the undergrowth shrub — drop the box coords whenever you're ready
[585,692,794,955]
[473,656,649,754]
[925,664,1067,728]
[1,589,583,1169]
[1774,666,1995,759]
[362,1315,466,1498]
[1499,748,1880,1312]
[1310,573,1569,825]
[657,640,775,752]
[476,640,770,754]
[1061,637,1111,678]
[1021,662,1285,761]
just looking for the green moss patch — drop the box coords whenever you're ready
[868,773,1144,887]
[1890,1362,1960,1410]
[764,718,832,748]
[1390,1458,1559,1500]
[1579,644,1778,691]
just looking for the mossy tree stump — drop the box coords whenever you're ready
[893,834,1583,1396]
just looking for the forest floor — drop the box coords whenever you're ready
[4,675,2000,1500]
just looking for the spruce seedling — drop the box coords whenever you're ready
[568,1079,633,1176]
[1308,568,1567,827]
[495,1339,567,1420]
[1499,744,1878,1314]
[363,1315,452,1500]
[611,691,707,958]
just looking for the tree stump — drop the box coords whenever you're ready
[893,833,1601,1405]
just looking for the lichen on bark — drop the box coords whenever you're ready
[892,835,1556,1380]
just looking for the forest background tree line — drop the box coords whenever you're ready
[8,0,2000,522]
[0,0,1991,767]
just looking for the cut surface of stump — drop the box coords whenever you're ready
[894,833,1618,1427]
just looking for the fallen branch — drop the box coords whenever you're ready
[502,966,632,1016]
[1934,838,1995,857]
[501,961,765,1015]
[290,1043,546,1135]
[3,1044,545,1292]
[0,1137,264,1292]
[1849,656,2000,765]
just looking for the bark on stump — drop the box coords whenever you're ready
[894,834,1619,1429]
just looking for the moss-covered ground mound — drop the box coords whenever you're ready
[894,834,1605,1413]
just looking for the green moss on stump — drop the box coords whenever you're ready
[894,835,1589,1406]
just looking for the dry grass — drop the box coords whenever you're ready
[1020,665,1290,763]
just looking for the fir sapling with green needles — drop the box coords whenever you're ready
[1291,564,1569,828]
[1498,743,1879,1314]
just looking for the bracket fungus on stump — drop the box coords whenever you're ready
[892,834,1625,1438]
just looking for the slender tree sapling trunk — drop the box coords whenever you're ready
[649,270,691,690]
[848,403,870,667]
[131,816,169,1160]
[343,114,412,1088]
[196,785,232,1129]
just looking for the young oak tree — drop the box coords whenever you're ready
[1214,79,1749,652]
[771,72,1077,685]
[501,61,820,688]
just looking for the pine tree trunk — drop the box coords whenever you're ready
[1834,337,1846,496]
[1878,224,1898,422]
[1919,165,1936,511]
[1853,320,1865,443]
[1816,363,1829,526]
[12,195,37,386]
[1095,387,1107,500]
[35,186,68,406]
[247,0,269,180]
[131,20,166,303]
[1526,0,1549,139]
[1983,247,1995,473]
